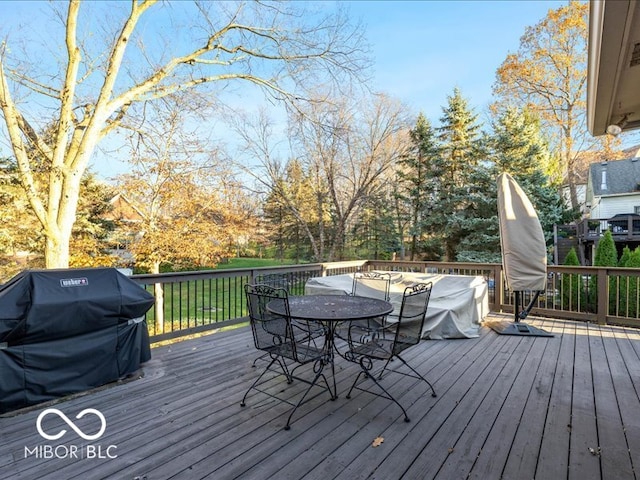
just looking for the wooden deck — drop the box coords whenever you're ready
[3,313,640,480]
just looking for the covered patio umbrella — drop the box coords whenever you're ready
[492,172,553,337]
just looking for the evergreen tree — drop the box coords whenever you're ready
[262,159,320,262]
[395,113,440,260]
[591,229,618,314]
[490,106,575,249]
[348,190,398,260]
[619,247,640,317]
[564,247,580,265]
[619,246,632,267]
[69,173,117,268]
[455,162,501,263]
[562,247,584,311]
[629,248,640,267]
[594,230,618,266]
[428,88,484,261]
[491,106,549,177]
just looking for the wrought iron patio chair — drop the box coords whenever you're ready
[240,284,334,430]
[250,274,291,368]
[335,271,392,342]
[250,276,323,368]
[344,282,437,422]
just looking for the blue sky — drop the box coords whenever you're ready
[344,0,564,122]
[0,0,565,179]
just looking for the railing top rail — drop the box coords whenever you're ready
[367,260,502,269]
[130,260,369,284]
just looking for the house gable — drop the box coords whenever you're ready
[103,194,146,223]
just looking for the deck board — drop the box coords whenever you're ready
[3,314,640,480]
[472,318,562,480]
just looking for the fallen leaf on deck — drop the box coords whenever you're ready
[372,437,384,447]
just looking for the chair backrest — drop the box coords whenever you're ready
[352,271,391,301]
[392,282,432,355]
[244,284,293,353]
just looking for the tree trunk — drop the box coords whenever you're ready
[410,234,417,261]
[44,233,70,268]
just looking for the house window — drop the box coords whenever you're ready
[635,206,640,215]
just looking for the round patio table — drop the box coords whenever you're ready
[267,294,393,396]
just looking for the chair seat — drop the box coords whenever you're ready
[290,343,326,363]
[348,338,414,359]
[349,338,394,360]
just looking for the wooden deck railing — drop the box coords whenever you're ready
[577,215,640,241]
[129,260,640,343]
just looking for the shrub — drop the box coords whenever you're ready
[562,247,585,311]
[590,230,618,313]
[617,247,640,317]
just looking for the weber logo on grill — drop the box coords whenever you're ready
[60,277,89,287]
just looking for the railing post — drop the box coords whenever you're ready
[495,264,504,312]
[597,267,608,325]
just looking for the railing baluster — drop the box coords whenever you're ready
[128,260,640,343]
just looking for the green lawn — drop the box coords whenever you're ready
[146,258,311,336]
[214,257,303,270]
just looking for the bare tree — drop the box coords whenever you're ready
[235,93,410,261]
[0,0,368,268]
[116,95,254,330]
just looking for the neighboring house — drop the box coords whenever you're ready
[101,193,146,264]
[586,157,640,219]
[576,153,640,264]
[102,193,146,224]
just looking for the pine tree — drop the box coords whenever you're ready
[395,113,440,260]
[491,106,574,247]
[428,88,484,261]
[455,162,501,263]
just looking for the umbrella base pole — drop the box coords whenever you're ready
[488,291,554,337]
[488,320,554,337]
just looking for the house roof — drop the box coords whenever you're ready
[572,144,640,187]
[102,193,146,222]
[590,157,640,196]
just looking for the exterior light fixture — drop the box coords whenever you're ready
[606,113,630,136]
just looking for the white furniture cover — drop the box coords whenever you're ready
[305,271,488,339]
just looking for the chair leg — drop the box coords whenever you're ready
[377,358,393,380]
[346,370,367,399]
[241,356,279,407]
[284,369,334,430]
[395,355,437,397]
[241,355,294,407]
[252,352,268,368]
[347,362,410,422]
